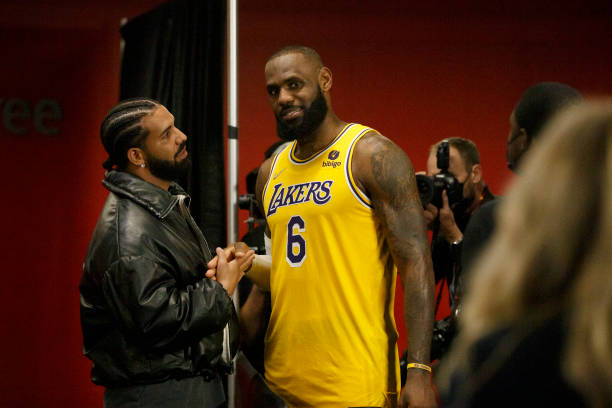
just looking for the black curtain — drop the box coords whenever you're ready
[120,0,227,248]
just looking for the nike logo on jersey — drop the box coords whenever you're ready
[267,180,333,216]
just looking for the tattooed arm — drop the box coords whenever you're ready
[353,132,436,408]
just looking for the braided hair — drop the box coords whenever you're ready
[100,98,159,170]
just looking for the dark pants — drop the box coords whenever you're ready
[104,375,225,408]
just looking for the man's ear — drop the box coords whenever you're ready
[127,147,145,167]
[519,128,531,151]
[470,163,482,184]
[319,67,332,92]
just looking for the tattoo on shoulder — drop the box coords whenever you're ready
[366,135,428,264]
[368,136,420,206]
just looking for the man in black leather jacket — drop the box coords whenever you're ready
[80,98,253,408]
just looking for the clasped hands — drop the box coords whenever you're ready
[205,242,255,296]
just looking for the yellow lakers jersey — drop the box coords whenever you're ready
[262,123,400,407]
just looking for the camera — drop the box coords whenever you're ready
[238,193,265,230]
[238,193,257,211]
[430,316,456,362]
[416,141,463,208]
[238,193,267,255]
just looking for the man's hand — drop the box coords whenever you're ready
[399,371,437,408]
[206,242,255,280]
[437,190,462,244]
[213,247,244,296]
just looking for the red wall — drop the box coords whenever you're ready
[0,1,611,406]
[0,2,165,407]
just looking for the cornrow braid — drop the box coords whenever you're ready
[100,97,159,170]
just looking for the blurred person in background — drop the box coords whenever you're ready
[438,100,612,408]
[462,82,583,275]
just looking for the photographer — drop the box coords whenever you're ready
[237,141,288,375]
[422,138,495,361]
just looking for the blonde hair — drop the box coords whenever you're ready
[439,101,612,407]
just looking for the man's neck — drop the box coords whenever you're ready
[470,181,488,213]
[293,113,346,160]
[127,167,171,191]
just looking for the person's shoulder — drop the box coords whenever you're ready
[478,198,499,214]
[350,126,416,196]
[107,195,162,251]
[465,200,498,241]
[472,198,501,224]
[352,127,399,156]
[84,193,149,274]
[256,156,275,191]
[255,153,282,208]
[356,125,385,142]
[352,127,413,173]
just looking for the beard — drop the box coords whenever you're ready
[276,87,328,141]
[144,141,191,182]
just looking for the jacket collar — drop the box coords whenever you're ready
[102,170,189,219]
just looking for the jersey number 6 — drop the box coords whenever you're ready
[287,215,306,267]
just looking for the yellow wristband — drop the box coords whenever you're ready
[406,363,432,373]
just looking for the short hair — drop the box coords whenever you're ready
[514,82,583,140]
[100,98,159,170]
[266,45,323,70]
[432,137,481,173]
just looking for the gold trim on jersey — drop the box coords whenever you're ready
[263,123,353,214]
[345,127,374,208]
[262,150,284,216]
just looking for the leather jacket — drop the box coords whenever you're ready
[80,170,238,387]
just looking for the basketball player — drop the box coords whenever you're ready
[235,46,435,407]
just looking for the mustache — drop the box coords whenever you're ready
[175,141,187,159]
[279,105,302,118]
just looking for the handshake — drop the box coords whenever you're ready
[205,242,273,295]
[204,242,254,296]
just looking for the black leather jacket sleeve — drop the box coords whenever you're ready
[102,255,234,351]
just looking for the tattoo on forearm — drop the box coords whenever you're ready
[369,137,435,363]
[370,139,429,267]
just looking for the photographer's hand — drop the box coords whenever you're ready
[423,204,438,230]
[438,190,462,244]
